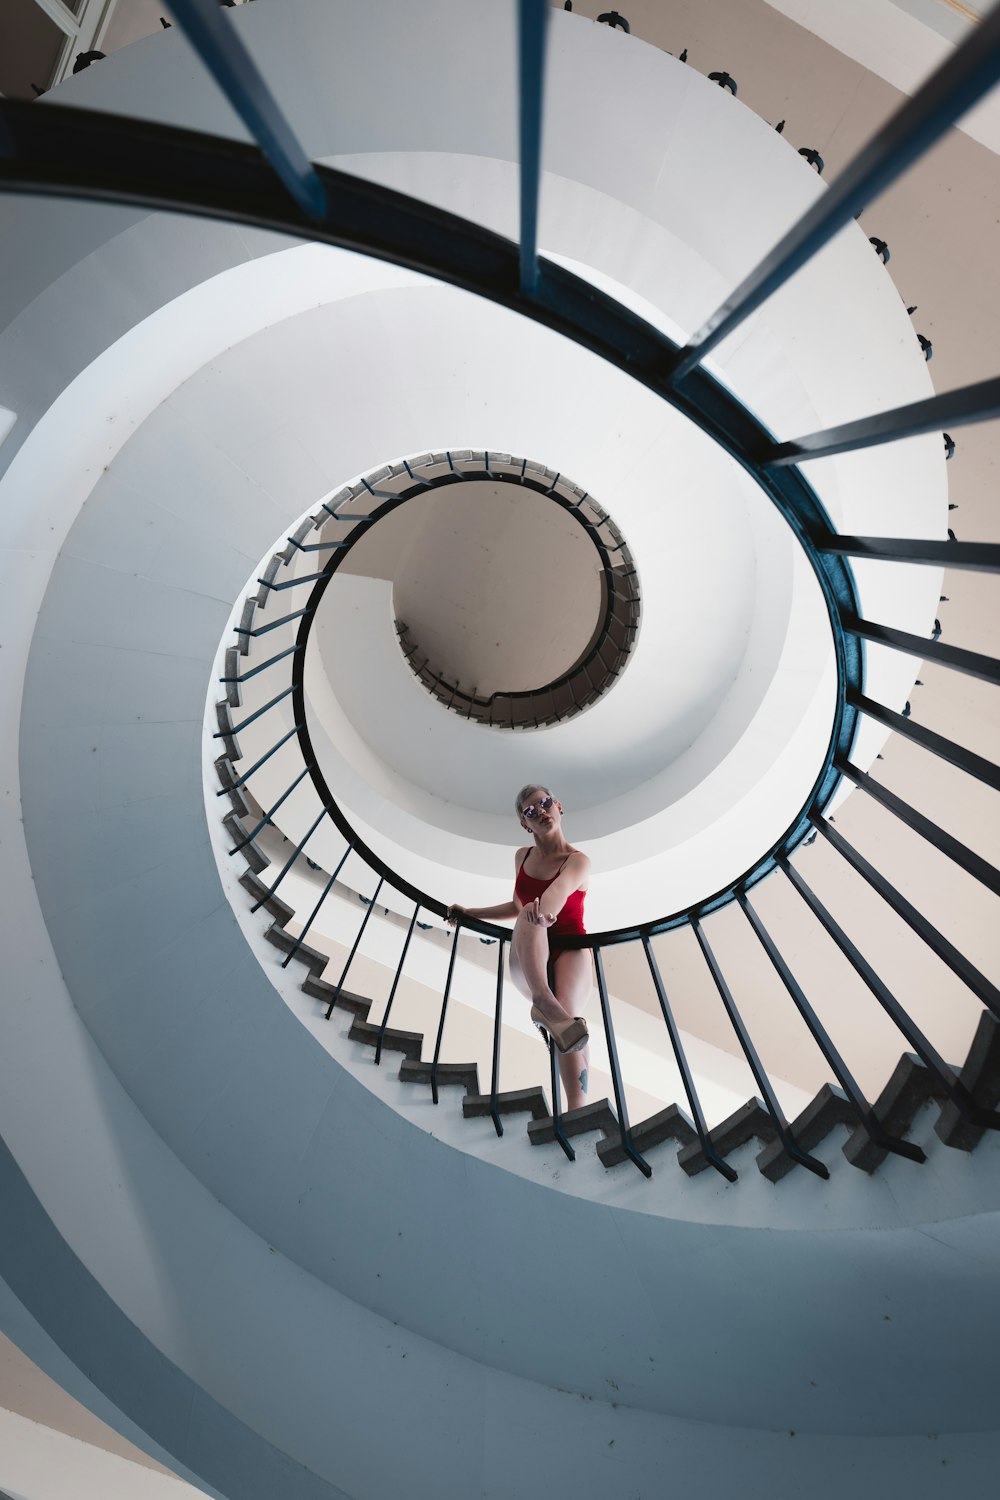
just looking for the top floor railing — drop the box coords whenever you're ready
[3,0,999,1182]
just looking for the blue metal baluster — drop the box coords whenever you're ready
[489,939,506,1137]
[281,841,354,969]
[257,571,331,592]
[518,0,549,296]
[843,615,1000,687]
[375,903,421,1065]
[815,537,1000,572]
[780,855,997,1129]
[167,0,327,221]
[235,606,312,640]
[430,923,462,1104]
[325,876,385,1018]
[835,761,1000,898]
[811,816,1000,1032]
[671,3,1000,381]
[402,458,433,490]
[547,1027,576,1163]
[848,689,1000,791]
[692,916,828,1178]
[642,936,737,1181]
[220,642,302,686]
[736,892,925,1164]
[288,537,353,553]
[592,948,651,1176]
[216,723,304,795]
[765,377,1000,465]
[249,806,326,913]
[213,684,294,738]
[228,764,313,855]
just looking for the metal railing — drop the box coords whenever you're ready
[385,451,639,729]
[4,0,999,1180]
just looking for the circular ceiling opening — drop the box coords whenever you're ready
[336,452,640,728]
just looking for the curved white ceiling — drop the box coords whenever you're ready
[0,0,944,936]
[0,5,945,931]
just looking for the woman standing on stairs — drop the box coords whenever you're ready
[447,784,591,1111]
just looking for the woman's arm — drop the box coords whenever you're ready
[449,899,519,921]
[533,851,590,920]
[447,847,529,926]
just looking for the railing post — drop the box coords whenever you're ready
[642,936,737,1181]
[489,940,506,1137]
[517,0,549,296]
[430,923,462,1105]
[227,764,312,855]
[375,903,421,1065]
[281,841,354,969]
[736,892,925,1164]
[780,855,998,1130]
[547,1029,576,1163]
[692,918,829,1178]
[325,876,384,1019]
[811,816,1000,1030]
[249,806,326,912]
[592,948,651,1177]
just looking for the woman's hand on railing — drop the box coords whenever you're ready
[447,900,519,927]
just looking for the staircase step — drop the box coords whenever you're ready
[598,1102,696,1168]
[399,1059,480,1093]
[756,1084,857,1182]
[223,645,243,708]
[223,812,269,874]
[844,1054,945,1172]
[233,827,1000,1185]
[239,870,294,925]
[349,1017,423,1061]
[264,921,327,974]
[936,1012,1000,1151]
[236,596,256,654]
[463,1088,550,1121]
[528,1097,617,1147]
[215,756,252,817]
[214,698,241,761]
[677,1097,777,1177]
[302,974,372,1019]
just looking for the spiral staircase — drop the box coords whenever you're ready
[1,3,999,1498]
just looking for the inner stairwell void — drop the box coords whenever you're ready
[1,3,999,1499]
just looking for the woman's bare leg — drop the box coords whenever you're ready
[552,950,593,1110]
[509,908,573,1025]
[558,1043,591,1113]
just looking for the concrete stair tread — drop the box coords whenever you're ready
[528,1097,617,1146]
[349,1017,424,1060]
[677,1097,777,1177]
[463,1087,550,1121]
[399,1059,480,1092]
[598,1102,696,1168]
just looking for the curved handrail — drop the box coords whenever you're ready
[387,456,641,729]
[234,440,854,946]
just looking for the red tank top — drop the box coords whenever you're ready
[514,853,587,936]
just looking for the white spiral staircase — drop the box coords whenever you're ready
[1,3,999,1499]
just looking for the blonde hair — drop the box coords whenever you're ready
[514,783,551,820]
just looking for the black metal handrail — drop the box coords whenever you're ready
[6,0,999,1180]
[386,453,640,728]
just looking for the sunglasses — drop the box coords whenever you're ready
[521,796,555,821]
